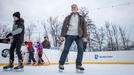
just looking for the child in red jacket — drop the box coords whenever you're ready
[24,41,36,65]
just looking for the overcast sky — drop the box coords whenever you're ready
[0,0,134,41]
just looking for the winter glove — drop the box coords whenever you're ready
[6,38,10,42]
[6,33,12,38]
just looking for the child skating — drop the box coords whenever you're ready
[35,41,44,65]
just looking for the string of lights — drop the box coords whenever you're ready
[90,1,134,11]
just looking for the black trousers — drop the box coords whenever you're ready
[9,39,23,63]
[38,52,44,63]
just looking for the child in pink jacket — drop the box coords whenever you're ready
[35,42,44,65]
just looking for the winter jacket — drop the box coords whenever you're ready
[42,40,51,49]
[12,18,25,42]
[27,41,34,52]
[36,43,43,52]
[61,12,87,38]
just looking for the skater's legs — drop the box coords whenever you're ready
[75,36,84,66]
[40,52,44,62]
[15,40,23,63]
[38,52,43,64]
[31,52,36,62]
[9,41,16,62]
[28,52,32,63]
[3,41,16,70]
[14,40,24,71]
[38,52,40,64]
[59,35,74,65]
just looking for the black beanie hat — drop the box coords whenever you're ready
[13,12,20,19]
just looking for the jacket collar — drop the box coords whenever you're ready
[69,12,80,16]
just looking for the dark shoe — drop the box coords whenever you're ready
[3,60,14,71]
[14,62,24,71]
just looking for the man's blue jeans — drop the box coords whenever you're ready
[59,35,84,66]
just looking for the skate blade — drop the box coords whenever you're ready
[59,69,63,73]
[76,69,84,73]
[3,68,13,71]
[14,69,24,72]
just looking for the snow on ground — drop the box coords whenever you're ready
[0,64,134,75]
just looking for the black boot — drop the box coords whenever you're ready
[14,60,24,71]
[3,60,14,71]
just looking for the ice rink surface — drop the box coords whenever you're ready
[0,64,134,75]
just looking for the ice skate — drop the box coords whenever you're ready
[76,66,85,73]
[3,60,14,71]
[59,65,64,72]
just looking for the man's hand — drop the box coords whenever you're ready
[60,36,64,42]
[6,33,12,38]
[83,37,88,43]
[6,38,10,42]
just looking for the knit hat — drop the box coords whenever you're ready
[13,12,20,19]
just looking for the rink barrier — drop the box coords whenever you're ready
[1,62,134,66]
[0,43,134,66]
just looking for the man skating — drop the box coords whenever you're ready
[3,12,25,71]
[59,4,88,73]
